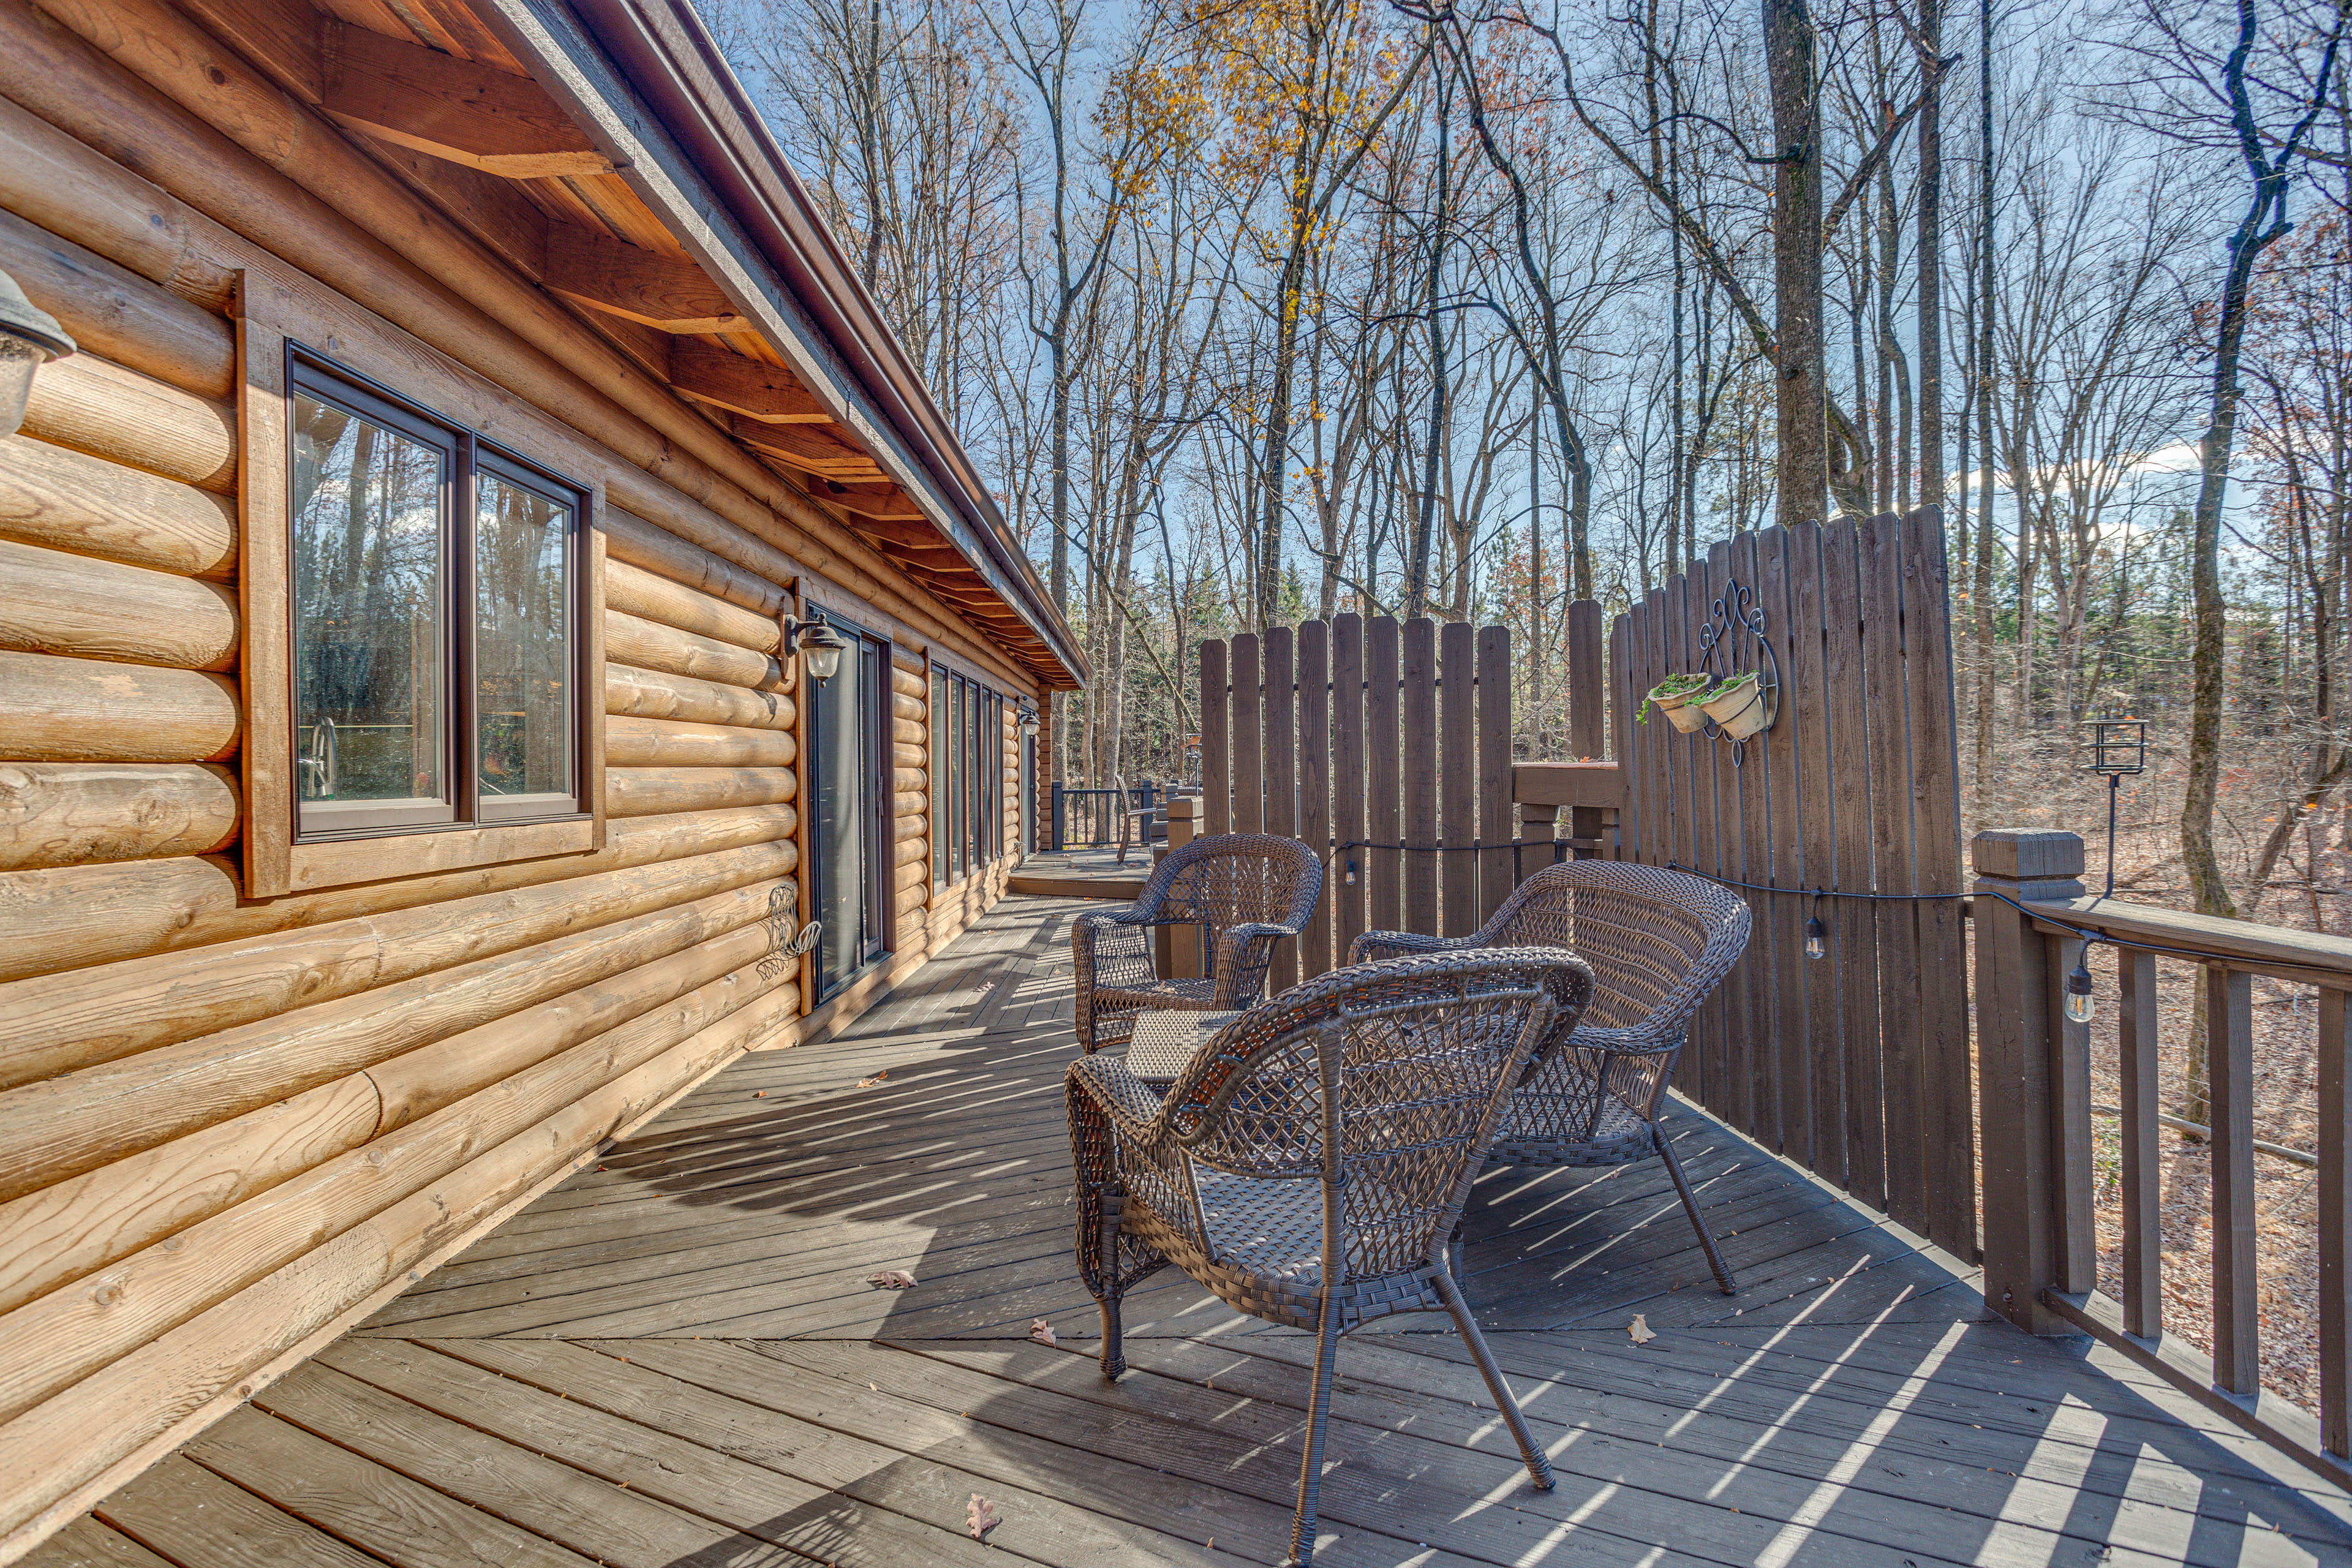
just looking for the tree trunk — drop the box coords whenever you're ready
[1765,0,1828,528]
[1917,0,1943,511]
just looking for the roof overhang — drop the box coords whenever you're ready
[483,0,1087,690]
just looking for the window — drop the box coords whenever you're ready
[930,669,949,886]
[288,352,586,840]
[928,665,1008,886]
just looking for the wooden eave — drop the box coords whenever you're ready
[186,0,1083,693]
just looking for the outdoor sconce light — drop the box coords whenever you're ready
[781,614,847,685]
[1017,701,1041,737]
[0,267,74,438]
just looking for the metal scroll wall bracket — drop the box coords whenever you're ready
[1695,575,1781,767]
[759,881,821,981]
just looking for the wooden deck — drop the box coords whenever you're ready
[32,895,2352,1568]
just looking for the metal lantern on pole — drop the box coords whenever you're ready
[2080,716,2147,902]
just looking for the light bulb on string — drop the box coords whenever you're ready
[2065,952,2096,1025]
[1803,891,1826,960]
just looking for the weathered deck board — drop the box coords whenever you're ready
[29,894,2352,1568]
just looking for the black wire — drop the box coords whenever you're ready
[1657,861,2230,968]
[1284,840,2220,971]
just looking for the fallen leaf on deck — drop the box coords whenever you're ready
[1029,1318,1057,1346]
[856,1069,892,1088]
[1629,1314,1657,1345]
[867,1269,917,1289]
[752,1091,765,1098]
[967,1494,1000,1541]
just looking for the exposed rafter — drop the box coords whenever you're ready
[671,340,831,421]
[322,22,614,178]
[546,225,744,333]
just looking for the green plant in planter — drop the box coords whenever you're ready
[1637,671,1714,725]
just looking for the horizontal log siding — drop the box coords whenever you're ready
[0,48,1047,1561]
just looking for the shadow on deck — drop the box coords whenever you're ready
[38,895,2352,1568]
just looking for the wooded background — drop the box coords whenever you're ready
[703,0,2350,938]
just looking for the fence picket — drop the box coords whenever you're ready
[1264,627,1298,992]
[1202,638,1229,836]
[1859,514,1926,1232]
[1439,621,1477,936]
[1754,527,1807,1160]
[1298,620,1332,979]
[1903,507,1976,1256]
[1402,618,1441,937]
[1477,626,1513,916]
[1366,617,1402,936]
[1232,633,1263,835]
[1332,614,1367,961]
[1728,531,1774,1148]
[1785,522,1843,1186]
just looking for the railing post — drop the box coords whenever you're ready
[1972,828,2085,1336]
[1167,796,1200,979]
[1051,783,1065,853]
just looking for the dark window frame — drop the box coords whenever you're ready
[287,346,590,845]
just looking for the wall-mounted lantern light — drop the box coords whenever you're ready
[0,268,74,438]
[781,614,848,685]
[1017,701,1041,737]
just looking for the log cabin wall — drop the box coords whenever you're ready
[0,0,1068,1556]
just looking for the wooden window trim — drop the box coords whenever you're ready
[238,290,605,899]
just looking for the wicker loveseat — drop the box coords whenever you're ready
[1066,947,1596,1566]
[1070,832,1321,1054]
[1351,860,1751,1292]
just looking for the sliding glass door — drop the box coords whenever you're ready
[809,618,888,1001]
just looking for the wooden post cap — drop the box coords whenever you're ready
[1168,796,1199,820]
[1971,829,2084,882]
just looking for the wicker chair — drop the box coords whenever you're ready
[1351,861,1752,1293]
[1071,832,1322,1054]
[1066,948,1596,1567]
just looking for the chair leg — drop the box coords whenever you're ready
[1431,1256,1554,1492]
[1657,1123,1738,1294]
[1285,1297,1344,1568]
[1094,1188,1129,1382]
[1097,1289,1126,1382]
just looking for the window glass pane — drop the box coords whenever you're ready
[965,683,979,867]
[812,638,867,997]
[291,391,445,811]
[931,671,948,884]
[476,471,571,802]
[949,677,966,880]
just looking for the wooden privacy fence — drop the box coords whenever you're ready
[1611,507,1972,1257]
[1198,615,1606,996]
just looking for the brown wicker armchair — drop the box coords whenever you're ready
[1071,832,1322,1054]
[1351,861,1752,1292]
[1066,948,1595,1567]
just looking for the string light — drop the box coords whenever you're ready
[1803,891,1826,960]
[2065,951,2097,1025]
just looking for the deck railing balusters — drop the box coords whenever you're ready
[2053,932,2097,1295]
[2117,949,2163,1340]
[2209,965,2260,1398]
[1977,826,2352,1488]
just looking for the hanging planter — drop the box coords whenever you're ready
[1699,669,1775,741]
[1640,673,1714,733]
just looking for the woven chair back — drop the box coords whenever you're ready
[1162,948,1593,1285]
[1141,832,1322,979]
[1474,861,1746,1036]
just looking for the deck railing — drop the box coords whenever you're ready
[1973,827,2352,1487]
[1050,782,1160,850]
